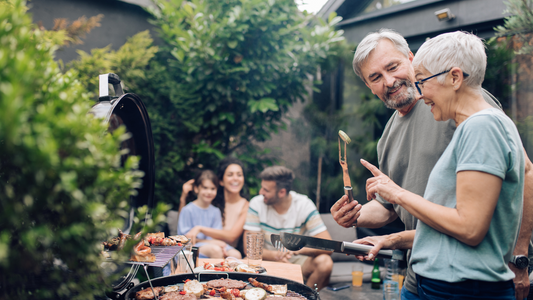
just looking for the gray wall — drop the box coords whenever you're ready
[337,0,508,50]
[28,0,160,63]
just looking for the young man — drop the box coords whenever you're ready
[244,166,333,290]
[330,28,533,300]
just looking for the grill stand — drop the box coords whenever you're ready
[116,244,197,299]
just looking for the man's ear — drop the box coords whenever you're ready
[277,188,287,198]
[408,51,414,62]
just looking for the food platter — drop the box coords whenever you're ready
[195,258,267,274]
[193,266,267,275]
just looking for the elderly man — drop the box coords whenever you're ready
[244,166,333,290]
[330,28,533,299]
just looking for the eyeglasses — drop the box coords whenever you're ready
[414,69,469,95]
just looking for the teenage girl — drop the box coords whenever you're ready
[178,169,242,259]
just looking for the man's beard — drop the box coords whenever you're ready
[264,195,280,206]
[382,79,417,110]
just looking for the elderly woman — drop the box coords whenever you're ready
[361,31,525,299]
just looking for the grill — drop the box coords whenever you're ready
[122,272,320,300]
[90,73,160,297]
[90,73,155,228]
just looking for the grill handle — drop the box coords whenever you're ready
[99,73,124,102]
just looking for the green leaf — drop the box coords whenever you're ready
[257,98,279,113]
[227,40,238,49]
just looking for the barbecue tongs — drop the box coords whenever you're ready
[338,130,354,203]
[271,232,405,261]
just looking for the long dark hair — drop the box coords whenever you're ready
[211,157,248,225]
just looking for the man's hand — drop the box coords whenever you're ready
[331,195,362,228]
[276,251,296,263]
[509,262,530,300]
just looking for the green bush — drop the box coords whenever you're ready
[0,1,146,299]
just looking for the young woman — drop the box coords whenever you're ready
[178,170,241,259]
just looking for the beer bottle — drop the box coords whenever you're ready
[371,258,381,289]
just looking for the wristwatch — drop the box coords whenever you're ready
[511,255,530,269]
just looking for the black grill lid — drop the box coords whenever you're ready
[90,73,155,233]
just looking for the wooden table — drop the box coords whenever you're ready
[198,258,304,284]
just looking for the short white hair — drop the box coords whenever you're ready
[412,31,486,89]
[352,28,410,81]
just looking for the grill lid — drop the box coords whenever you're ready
[90,73,155,233]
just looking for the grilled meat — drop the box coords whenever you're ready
[248,278,273,292]
[135,287,164,300]
[206,279,248,289]
[160,292,197,300]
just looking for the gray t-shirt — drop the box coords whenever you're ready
[376,99,454,294]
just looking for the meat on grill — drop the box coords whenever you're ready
[206,278,248,289]
[135,287,164,300]
[159,292,197,300]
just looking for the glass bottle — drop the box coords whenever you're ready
[371,258,381,289]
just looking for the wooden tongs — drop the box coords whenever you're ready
[338,130,354,203]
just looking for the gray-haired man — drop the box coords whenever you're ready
[330,28,533,300]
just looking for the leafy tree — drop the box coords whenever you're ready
[493,0,533,155]
[141,0,344,203]
[0,1,167,299]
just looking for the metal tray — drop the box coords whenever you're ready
[126,244,186,268]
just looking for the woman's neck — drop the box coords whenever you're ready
[224,190,242,204]
[453,89,492,126]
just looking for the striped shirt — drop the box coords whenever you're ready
[244,191,327,251]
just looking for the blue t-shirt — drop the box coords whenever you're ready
[411,108,525,282]
[178,202,223,240]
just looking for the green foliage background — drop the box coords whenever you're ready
[0,1,170,299]
[70,0,344,205]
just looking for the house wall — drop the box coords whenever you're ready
[337,0,508,50]
[28,0,160,63]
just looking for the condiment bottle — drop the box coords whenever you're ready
[371,258,381,289]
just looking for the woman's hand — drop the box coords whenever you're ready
[360,159,404,204]
[181,179,194,201]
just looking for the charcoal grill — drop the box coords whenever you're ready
[122,272,320,300]
[90,73,180,298]
[90,73,155,232]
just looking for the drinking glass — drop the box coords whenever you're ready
[351,263,364,287]
[245,231,264,267]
